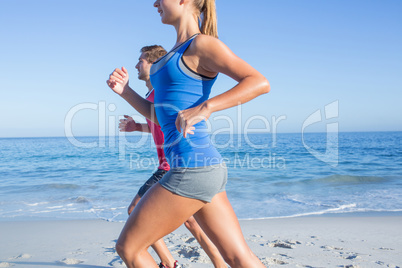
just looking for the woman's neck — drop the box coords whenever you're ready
[173,15,201,46]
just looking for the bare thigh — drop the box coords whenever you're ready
[117,183,207,252]
[194,191,257,263]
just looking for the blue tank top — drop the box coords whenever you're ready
[150,34,222,168]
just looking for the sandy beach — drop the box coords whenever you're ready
[0,214,401,268]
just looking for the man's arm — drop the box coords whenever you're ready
[119,115,151,133]
[107,67,159,125]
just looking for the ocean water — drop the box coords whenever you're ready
[0,132,401,222]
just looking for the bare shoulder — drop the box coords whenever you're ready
[187,34,257,78]
[192,34,231,58]
[193,34,221,46]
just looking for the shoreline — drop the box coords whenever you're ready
[1,210,402,223]
[1,214,401,267]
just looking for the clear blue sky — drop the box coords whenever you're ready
[1,0,401,137]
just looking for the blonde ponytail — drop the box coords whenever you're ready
[194,0,218,38]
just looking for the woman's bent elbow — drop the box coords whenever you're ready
[260,77,270,94]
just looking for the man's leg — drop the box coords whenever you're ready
[185,216,227,268]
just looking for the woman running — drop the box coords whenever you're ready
[107,0,270,267]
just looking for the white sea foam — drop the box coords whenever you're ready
[47,206,63,209]
[25,202,49,207]
[243,203,359,220]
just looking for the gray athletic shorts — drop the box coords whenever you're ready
[158,162,227,203]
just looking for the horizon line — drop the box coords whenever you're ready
[1,130,401,139]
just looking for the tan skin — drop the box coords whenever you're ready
[126,195,226,268]
[119,53,227,268]
[118,54,176,268]
[106,0,270,267]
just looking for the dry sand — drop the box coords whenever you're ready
[0,214,401,267]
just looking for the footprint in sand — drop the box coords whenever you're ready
[378,247,394,251]
[70,249,87,256]
[58,258,83,265]
[9,254,32,260]
[104,246,117,255]
[375,262,400,268]
[108,256,126,267]
[175,245,201,258]
[275,253,293,259]
[260,257,288,266]
[184,237,196,244]
[248,234,266,243]
[174,244,211,264]
[345,254,361,260]
[268,241,294,249]
[321,245,344,251]
[267,239,301,249]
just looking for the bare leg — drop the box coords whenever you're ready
[116,184,206,268]
[117,185,265,268]
[127,194,176,268]
[184,216,227,268]
[194,191,266,268]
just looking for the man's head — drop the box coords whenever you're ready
[136,45,167,81]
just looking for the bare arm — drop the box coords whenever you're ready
[199,36,270,113]
[176,35,270,137]
[119,115,151,133]
[107,67,159,125]
[135,124,151,133]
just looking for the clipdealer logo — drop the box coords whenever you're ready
[64,100,339,168]
[302,100,339,167]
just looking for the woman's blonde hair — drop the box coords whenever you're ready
[193,0,218,38]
